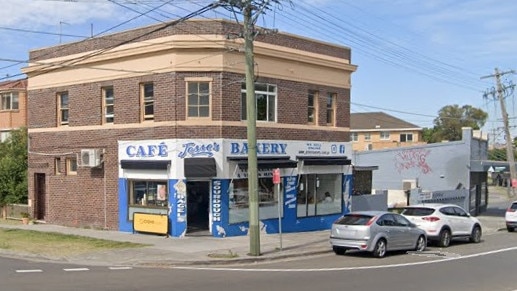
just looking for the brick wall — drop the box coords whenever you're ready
[29,20,351,62]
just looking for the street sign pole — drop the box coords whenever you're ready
[273,168,282,250]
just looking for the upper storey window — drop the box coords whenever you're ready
[308,90,318,124]
[241,83,277,122]
[102,86,114,124]
[326,93,336,126]
[187,81,210,118]
[57,92,69,126]
[141,83,154,121]
[1,92,19,110]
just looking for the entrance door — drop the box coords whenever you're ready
[34,173,46,221]
[186,181,210,234]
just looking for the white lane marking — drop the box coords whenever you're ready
[174,245,517,272]
[16,269,43,273]
[109,267,133,270]
[63,268,90,272]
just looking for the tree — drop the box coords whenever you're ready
[424,104,488,143]
[0,128,28,209]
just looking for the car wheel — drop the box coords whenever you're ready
[470,226,482,243]
[438,229,451,247]
[333,246,346,255]
[415,235,426,252]
[507,226,515,232]
[373,239,387,258]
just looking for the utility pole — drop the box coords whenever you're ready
[482,68,516,197]
[220,0,285,256]
[242,2,260,257]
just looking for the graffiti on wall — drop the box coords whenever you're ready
[394,148,432,174]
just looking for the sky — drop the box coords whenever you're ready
[0,0,516,143]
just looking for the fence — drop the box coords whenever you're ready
[1,204,29,219]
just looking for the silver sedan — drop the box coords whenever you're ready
[330,210,427,258]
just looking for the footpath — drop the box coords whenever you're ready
[0,188,513,267]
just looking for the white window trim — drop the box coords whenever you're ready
[241,83,277,122]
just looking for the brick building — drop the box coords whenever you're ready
[0,78,27,141]
[24,19,357,237]
[350,112,425,151]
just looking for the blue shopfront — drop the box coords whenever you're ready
[117,139,353,238]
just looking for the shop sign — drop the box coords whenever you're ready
[178,142,220,158]
[230,142,287,155]
[212,180,222,222]
[126,142,168,158]
[133,213,168,235]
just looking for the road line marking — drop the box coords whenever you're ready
[174,245,517,272]
[109,267,133,270]
[16,269,43,273]
[64,268,90,272]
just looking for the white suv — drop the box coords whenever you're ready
[401,204,482,247]
[505,201,517,232]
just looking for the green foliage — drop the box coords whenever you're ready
[488,147,517,161]
[0,128,28,207]
[423,104,488,143]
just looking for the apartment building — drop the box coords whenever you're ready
[0,78,27,141]
[350,112,425,151]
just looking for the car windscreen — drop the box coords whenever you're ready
[401,207,435,216]
[511,203,517,210]
[335,214,374,225]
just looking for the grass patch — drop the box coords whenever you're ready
[0,227,148,257]
[207,249,239,259]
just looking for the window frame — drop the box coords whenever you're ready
[186,78,212,119]
[380,131,390,140]
[57,91,69,126]
[140,83,154,122]
[307,90,318,125]
[1,91,19,110]
[102,86,114,124]
[241,82,277,122]
[364,133,371,141]
[55,157,61,175]
[350,132,358,142]
[66,157,77,175]
[400,133,414,142]
[326,93,336,126]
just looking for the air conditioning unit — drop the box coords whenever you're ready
[80,149,102,167]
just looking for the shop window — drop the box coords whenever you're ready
[297,174,342,217]
[66,157,77,175]
[129,181,168,206]
[241,82,277,122]
[229,177,280,224]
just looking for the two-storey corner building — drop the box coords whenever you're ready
[350,112,425,152]
[23,19,357,237]
[0,78,27,141]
